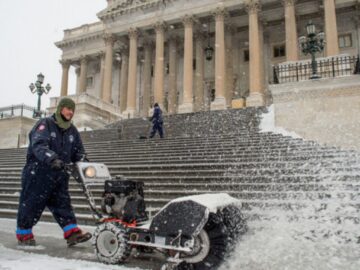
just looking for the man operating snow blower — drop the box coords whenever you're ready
[16,98,91,246]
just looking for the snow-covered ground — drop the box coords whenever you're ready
[1,214,359,270]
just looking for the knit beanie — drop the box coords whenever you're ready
[55,98,75,130]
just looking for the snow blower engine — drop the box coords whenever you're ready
[101,177,148,224]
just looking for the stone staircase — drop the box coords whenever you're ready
[0,107,359,239]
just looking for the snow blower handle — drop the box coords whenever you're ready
[64,163,82,184]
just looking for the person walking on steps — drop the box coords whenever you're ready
[149,103,164,138]
[16,97,91,247]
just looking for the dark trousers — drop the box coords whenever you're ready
[17,164,77,230]
[150,122,164,138]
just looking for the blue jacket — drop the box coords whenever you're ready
[151,106,163,124]
[25,114,85,167]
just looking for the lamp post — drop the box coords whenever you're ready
[29,73,51,118]
[298,21,325,79]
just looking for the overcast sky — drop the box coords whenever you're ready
[0,1,106,109]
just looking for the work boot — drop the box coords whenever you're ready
[66,230,92,247]
[18,237,36,246]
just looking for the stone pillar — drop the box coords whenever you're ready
[102,34,116,103]
[119,49,129,113]
[75,68,80,94]
[211,7,227,111]
[225,24,235,108]
[97,52,106,99]
[79,56,89,94]
[194,32,205,112]
[323,0,339,56]
[60,60,70,97]
[124,28,139,118]
[283,0,299,61]
[168,36,178,115]
[142,41,153,116]
[178,15,194,114]
[245,0,265,107]
[153,21,166,110]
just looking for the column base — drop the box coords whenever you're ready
[246,92,265,107]
[178,103,193,114]
[122,108,137,119]
[210,96,227,111]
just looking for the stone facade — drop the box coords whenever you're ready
[0,116,37,149]
[54,0,360,117]
[270,75,360,150]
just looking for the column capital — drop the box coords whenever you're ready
[282,0,296,7]
[153,21,167,33]
[80,55,90,64]
[103,33,117,46]
[59,59,71,69]
[182,15,196,27]
[245,0,261,14]
[128,27,139,39]
[95,51,105,59]
[212,7,229,21]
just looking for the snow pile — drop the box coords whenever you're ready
[260,105,302,139]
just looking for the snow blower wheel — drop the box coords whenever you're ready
[176,212,230,270]
[92,222,131,264]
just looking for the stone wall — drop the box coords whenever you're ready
[0,116,37,149]
[270,75,360,150]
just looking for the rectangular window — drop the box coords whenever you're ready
[273,44,286,58]
[338,34,352,48]
[243,50,249,62]
[86,77,93,88]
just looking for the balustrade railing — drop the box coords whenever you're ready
[0,104,47,119]
[272,54,360,84]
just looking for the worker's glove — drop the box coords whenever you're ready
[50,159,64,170]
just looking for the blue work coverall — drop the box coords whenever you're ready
[16,114,85,236]
[149,106,164,138]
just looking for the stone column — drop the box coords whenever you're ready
[60,60,70,97]
[102,34,116,103]
[245,0,265,107]
[79,56,89,94]
[211,7,227,111]
[142,41,153,116]
[168,36,178,115]
[178,15,194,114]
[194,32,205,112]
[225,24,235,108]
[119,49,129,113]
[75,68,80,94]
[96,52,105,99]
[153,21,166,110]
[124,28,139,118]
[283,0,298,61]
[323,0,339,56]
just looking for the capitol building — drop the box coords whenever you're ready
[1,0,360,149]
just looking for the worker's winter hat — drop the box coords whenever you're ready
[55,98,75,129]
[57,98,76,111]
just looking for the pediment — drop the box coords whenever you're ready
[98,0,171,19]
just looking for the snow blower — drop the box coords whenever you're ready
[66,162,247,270]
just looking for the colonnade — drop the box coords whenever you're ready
[59,0,340,116]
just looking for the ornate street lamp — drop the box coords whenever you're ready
[29,73,51,118]
[298,21,325,79]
